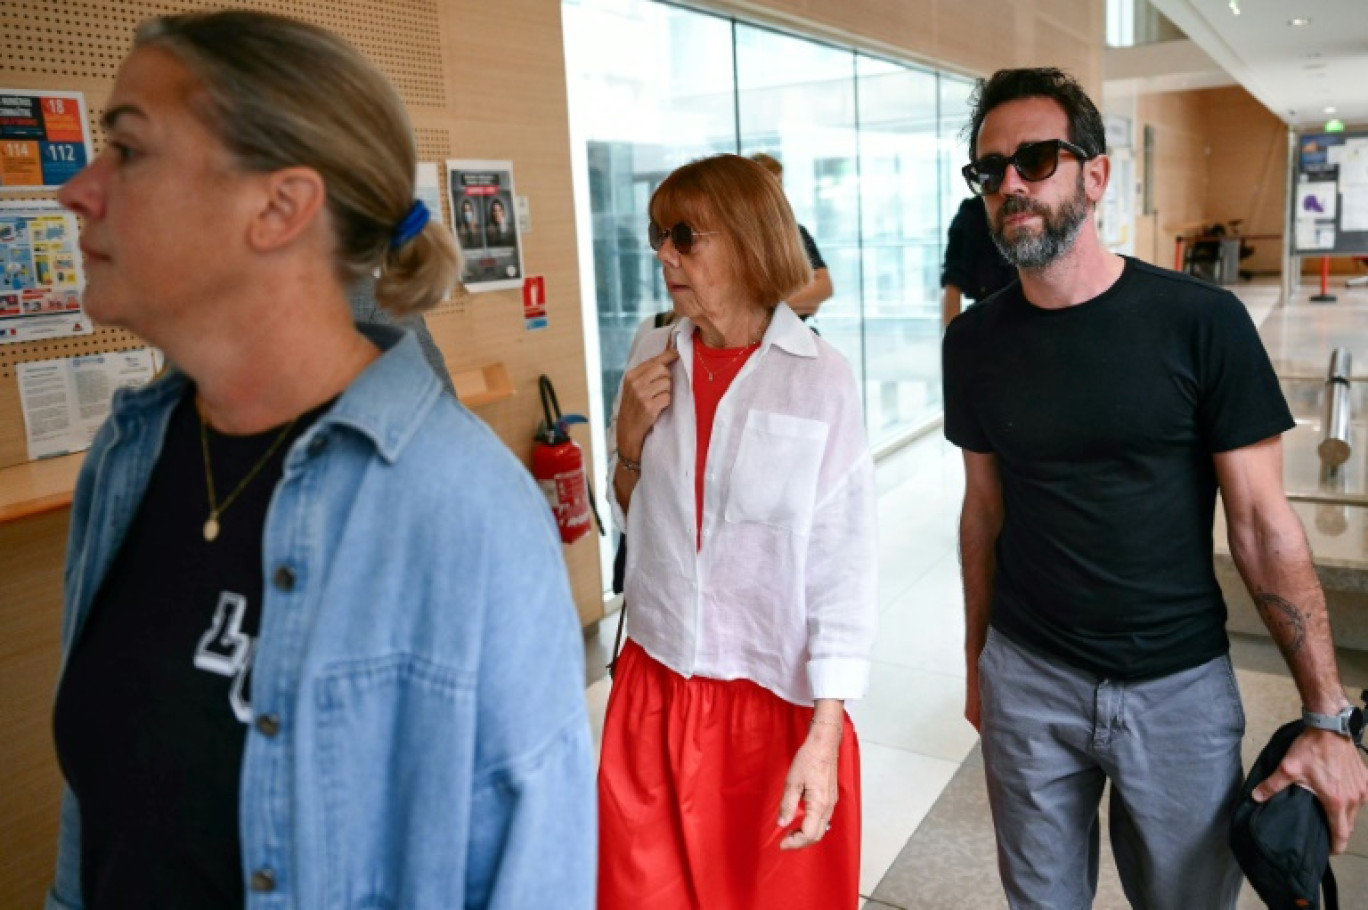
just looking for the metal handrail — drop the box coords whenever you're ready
[1319,348,1352,467]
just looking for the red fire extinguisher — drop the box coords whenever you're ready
[533,375,604,545]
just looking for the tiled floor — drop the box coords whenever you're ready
[581,277,1368,908]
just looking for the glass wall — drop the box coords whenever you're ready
[855,56,944,441]
[563,1,737,426]
[564,0,977,583]
[734,24,863,398]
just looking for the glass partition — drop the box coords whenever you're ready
[564,0,737,426]
[735,24,863,401]
[856,56,942,446]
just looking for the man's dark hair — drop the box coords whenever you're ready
[966,68,1106,161]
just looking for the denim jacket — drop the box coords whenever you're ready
[47,327,596,910]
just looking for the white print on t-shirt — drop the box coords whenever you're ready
[193,591,256,724]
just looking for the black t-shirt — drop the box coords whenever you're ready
[943,257,1293,679]
[53,387,326,909]
[941,196,1016,303]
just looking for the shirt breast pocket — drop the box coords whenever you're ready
[724,410,828,535]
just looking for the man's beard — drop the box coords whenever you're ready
[990,175,1089,270]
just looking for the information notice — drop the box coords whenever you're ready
[18,349,160,460]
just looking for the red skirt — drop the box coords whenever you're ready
[598,639,861,910]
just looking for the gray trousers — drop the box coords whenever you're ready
[978,628,1245,910]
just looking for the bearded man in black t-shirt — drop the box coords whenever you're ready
[942,67,1367,909]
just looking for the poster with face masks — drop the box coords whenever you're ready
[0,200,91,343]
[446,159,524,292]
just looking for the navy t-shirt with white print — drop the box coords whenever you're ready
[53,387,326,909]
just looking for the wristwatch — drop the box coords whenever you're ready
[1302,704,1365,745]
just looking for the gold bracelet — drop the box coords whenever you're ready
[618,455,641,474]
[810,718,842,729]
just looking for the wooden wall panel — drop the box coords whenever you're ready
[1136,90,1208,264]
[0,508,68,906]
[1200,86,1287,275]
[1132,84,1291,276]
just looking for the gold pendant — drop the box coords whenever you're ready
[203,515,220,542]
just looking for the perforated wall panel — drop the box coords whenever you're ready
[2,0,445,106]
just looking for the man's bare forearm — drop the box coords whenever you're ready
[1232,518,1347,713]
[960,511,996,658]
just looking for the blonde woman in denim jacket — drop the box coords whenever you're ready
[47,11,594,909]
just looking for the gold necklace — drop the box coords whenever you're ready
[199,411,299,542]
[696,313,770,382]
[696,341,759,382]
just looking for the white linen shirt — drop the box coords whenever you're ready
[608,303,877,706]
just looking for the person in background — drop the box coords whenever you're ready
[599,153,877,909]
[749,152,833,321]
[940,194,1015,327]
[944,66,1368,909]
[347,274,456,397]
[49,11,594,909]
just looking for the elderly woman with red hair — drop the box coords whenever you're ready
[600,153,877,909]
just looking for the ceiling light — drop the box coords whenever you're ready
[1289,17,1310,26]
[1324,106,1337,114]
[1228,0,1240,14]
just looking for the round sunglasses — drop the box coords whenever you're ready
[648,220,719,254]
[961,139,1094,196]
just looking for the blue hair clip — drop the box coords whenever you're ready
[390,200,429,249]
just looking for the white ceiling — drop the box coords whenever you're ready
[1147,0,1368,127]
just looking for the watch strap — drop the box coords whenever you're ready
[1301,705,1362,744]
[1302,707,1350,735]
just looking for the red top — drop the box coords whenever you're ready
[692,332,759,548]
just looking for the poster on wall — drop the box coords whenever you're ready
[17,349,160,460]
[446,159,524,292]
[1299,134,1342,177]
[1293,129,1368,256]
[0,201,91,343]
[0,89,92,190]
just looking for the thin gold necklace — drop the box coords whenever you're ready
[696,340,759,382]
[199,411,299,542]
[696,314,769,382]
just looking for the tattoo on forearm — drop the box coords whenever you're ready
[1254,592,1307,658]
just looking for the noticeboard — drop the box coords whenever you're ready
[1291,129,1368,257]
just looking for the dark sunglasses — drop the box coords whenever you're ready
[648,220,719,254]
[961,139,1094,196]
